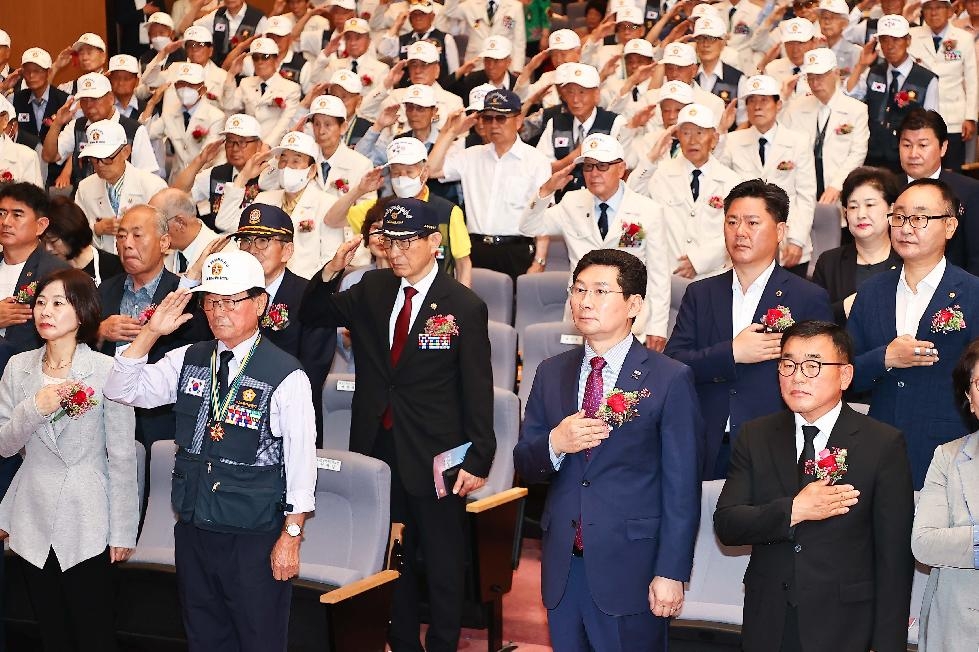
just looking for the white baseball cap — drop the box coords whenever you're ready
[343,17,370,34]
[677,103,716,129]
[406,40,440,63]
[615,5,644,25]
[801,47,837,75]
[148,11,175,28]
[192,249,266,296]
[480,36,512,59]
[573,133,625,164]
[549,29,581,50]
[408,0,437,13]
[264,15,294,37]
[74,72,113,99]
[309,94,348,118]
[73,32,107,52]
[557,62,600,88]
[250,37,279,56]
[0,30,9,48]
[623,38,654,58]
[108,54,140,75]
[742,74,781,97]
[174,62,206,85]
[877,14,911,37]
[271,131,320,160]
[690,3,720,20]
[0,96,15,120]
[79,120,128,159]
[780,17,816,43]
[184,25,214,43]
[694,15,727,38]
[818,0,849,15]
[387,137,429,165]
[403,84,437,107]
[22,47,53,70]
[221,114,262,138]
[330,68,363,94]
[327,0,356,9]
[661,42,697,66]
[659,79,695,104]
[467,83,496,111]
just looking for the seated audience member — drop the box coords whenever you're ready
[0,97,43,187]
[42,196,124,285]
[304,94,373,198]
[222,38,301,147]
[53,33,108,96]
[139,25,228,100]
[148,188,229,274]
[812,167,903,326]
[12,47,69,180]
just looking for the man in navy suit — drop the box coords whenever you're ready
[514,249,702,651]
[847,177,979,487]
[665,179,833,480]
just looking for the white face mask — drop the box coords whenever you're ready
[281,166,312,193]
[176,87,201,108]
[151,36,172,52]
[391,174,424,198]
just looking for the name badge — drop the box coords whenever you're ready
[871,81,886,93]
[436,244,446,260]
[17,113,30,123]
[336,379,355,391]
[214,22,227,31]
[554,136,570,147]
[560,334,583,345]
[214,182,226,194]
[184,376,207,396]
[316,457,342,471]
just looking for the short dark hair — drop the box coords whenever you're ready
[45,196,94,260]
[35,268,103,349]
[724,179,790,223]
[952,339,979,429]
[572,248,647,299]
[585,0,608,16]
[898,108,948,144]
[902,177,961,221]
[0,182,50,218]
[841,166,903,206]
[780,320,854,364]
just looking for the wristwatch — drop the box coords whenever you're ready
[285,523,302,537]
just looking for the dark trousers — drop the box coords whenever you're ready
[174,522,291,652]
[373,428,467,652]
[22,547,116,652]
[0,455,21,652]
[469,235,534,282]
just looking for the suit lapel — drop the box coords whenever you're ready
[916,265,962,339]
[754,265,789,325]
[151,271,179,304]
[710,270,734,342]
[14,247,42,290]
[396,273,452,369]
[823,403,860,455]
[587,339,649,468]
[956,434,979,521]
[768,411,799,495]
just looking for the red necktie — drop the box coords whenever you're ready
[382,286,418,429]
[574,356,606,552]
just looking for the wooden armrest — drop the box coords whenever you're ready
[319,569,400,604]
[962,162,979,171]
[466,487,528,514]
[388,522,404,557]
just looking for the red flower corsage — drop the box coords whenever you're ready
[51,381,98,422]
[298,219,315,232]
[261,303,290,330]
[14,281,36,304]
[0,171,12,183]
[191,125,208,141]
[617,221,645,247]
[360,74,373,86]
[895,90,917,108]
[804,447,848,484]
[931,305,966,333]
[273,97,286,109]
[598,388,650,428]
[138,303,157,325]
[206,91,218,101]
[776,160,795,171]
[334,178,350,193]
[708,195,723,209]
[761,305,794,332]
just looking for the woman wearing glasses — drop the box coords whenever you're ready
[911,340,979,651]
[812,166,904,326]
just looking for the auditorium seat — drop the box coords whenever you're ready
[471,268,514,325]
[488,320,518,392]
[518,321,581,413]
[515,271,570,351]
[321,372,356,449]
[669,274,694,339]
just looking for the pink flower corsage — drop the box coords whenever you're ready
[708,195,723,209]
[931,305,966,333]
[261,303,290,330]
[598,388,650,428]
[138,303,157,325]
[776,160,795,171]
[51,382,98,422]
[804,447,848,484]
[834,123,853,135]
[298,219,315,233]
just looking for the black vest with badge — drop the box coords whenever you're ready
[710,63,742,105]
[171,336,301,534]
[398,31,452,88]
[551,108,618,199]
[866,61,936,165]
[71,115,140,187]
[278,52,308,84]
[212,5,266,65]
[205,163,261,232]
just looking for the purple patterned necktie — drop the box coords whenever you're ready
[574,356,606,552]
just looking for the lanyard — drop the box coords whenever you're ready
[207,335,261,442]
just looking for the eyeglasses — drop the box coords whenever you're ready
[581,160,623,172]
[234,235,288,250]
[251,53,276,60]
[367,230,385,240]
[777,358,848,378]
[377,235,422,250]
[478,113,511,123]
[793,0,818,8]
[93,147,124,165]
[887,213,950,229]
[201,296,254,312]
[568,286,626,300]
[225,137,259,149]
[616,23,643,31]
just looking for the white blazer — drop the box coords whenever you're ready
[309,53,390,96]
[718,123,817,262]
[441,0,527,69]
[222,73,302,147]
[146,98,226,175]
[781,89,869,193]
[75,162,169,253]
[0,135,43,187]
[316,143,375,197]
[520,185,670,338]
[909,24,978,133]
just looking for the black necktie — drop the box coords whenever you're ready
[260,82,268,95]
[670,138,680,157]
[933,35,942,52]
[217,350,234,398]
[351,59,358,73]
[758,137,767,167]
[814,110,829,197]
[888,69,900,102]
[632,86,639,101]
[728,5,736,18]
[597,202,609,239]
[792,66,800,75]
[177,251,188,273]
[799,425,819,485]
[690,169,701,202]
[183,111,191,128]
[321,160,331,181]
[488,0,497,21]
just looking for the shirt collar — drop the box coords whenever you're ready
[683,156,713,177]
[899,256,946,294]
[573,108,598,132]
[217,328,260,357]
[890,56,914,77]
[397,258,439,296]
[793,400,843,431]
[265,269,286,298]
[583,332,635,373]
[593,181,625,216]
[733,259,777,295]
[756,122,778,140]
[32,86,50,105]
[124,267,165,297]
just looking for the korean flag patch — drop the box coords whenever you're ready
[871,81,886,93]
[184,377,207,397]
[554,136,570,148]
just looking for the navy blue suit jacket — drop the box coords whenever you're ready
[847,262,979,487]
[513,339,703,616]
[664,266,832,478]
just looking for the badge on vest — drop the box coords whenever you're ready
[225,404,262,429]
[184,376,207,397]
[235,385,262,407]
[214,22,227,31]
[17,113,30,123]
[214,182,226,195]
[871,81,886,92]
[554,136,570,148]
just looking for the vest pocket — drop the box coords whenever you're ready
[171,450,201,522]
[196,460,285,532]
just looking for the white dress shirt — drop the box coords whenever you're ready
[896,257,946,336]
[793,400,841,460]
[727,259,777,431]
[388,261,439,347]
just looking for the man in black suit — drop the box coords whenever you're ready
[0,183,70,354]
[714,320,914,652]
[446,36,517,104]
[98,204,208,446]
[301,198,495,652]
[899,108,979,276]
[12,48,69,185]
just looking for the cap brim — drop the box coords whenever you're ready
[573,154,619,165]
[79,143,123,158]
[381,228,428,238]
[802,65,834,75]
[191,280,261,295]
[235,225,293,237]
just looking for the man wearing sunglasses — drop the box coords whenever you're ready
[716,320,914,652]
[847,178,979,488]
[222,38,301,147]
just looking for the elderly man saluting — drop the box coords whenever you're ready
[104,248,317,652]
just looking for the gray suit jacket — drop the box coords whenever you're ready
[0,345,138,570]
[912,432,979,651]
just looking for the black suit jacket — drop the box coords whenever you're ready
[811,244,903,326]
[301,267,495,496]
[714,405,914,652]
[2,247,71,354]
[13,86,69,157]
[445,70,517,105]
